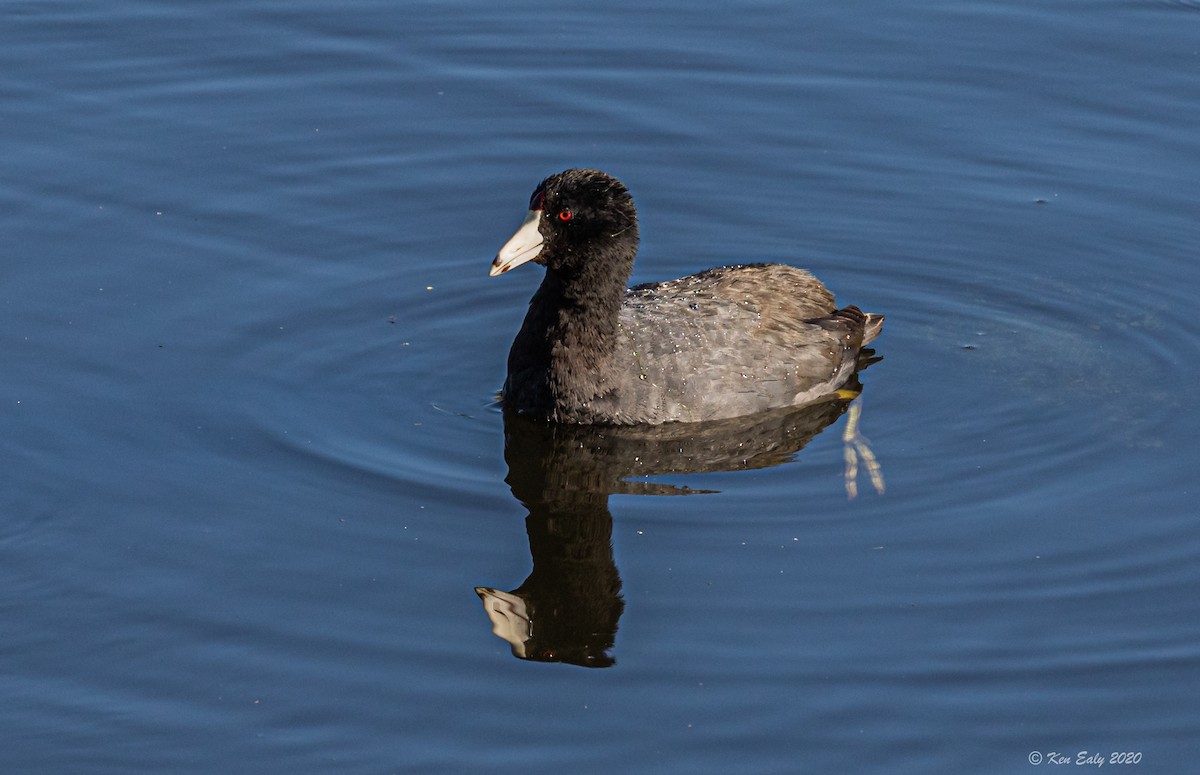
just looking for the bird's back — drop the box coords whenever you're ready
[581,263,875,424]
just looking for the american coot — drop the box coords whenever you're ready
[490,168,883,425]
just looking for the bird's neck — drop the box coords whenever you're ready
[507,240,636,415]
[531,241,635,357]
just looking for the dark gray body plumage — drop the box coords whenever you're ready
[504,263,873,425]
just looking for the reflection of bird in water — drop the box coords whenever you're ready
[476,375,883,668]
[476,505,622,668]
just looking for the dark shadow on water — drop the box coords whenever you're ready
[476,373,873,668]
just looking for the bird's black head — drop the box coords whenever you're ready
[490,168,639,279]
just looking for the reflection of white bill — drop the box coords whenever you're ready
[475,587,531,658]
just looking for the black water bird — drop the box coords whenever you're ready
[491,168,882,425]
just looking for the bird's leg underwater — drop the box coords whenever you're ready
[841,397,885,499]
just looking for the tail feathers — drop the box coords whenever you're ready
[810,305,885,349]
[863,312,884,344]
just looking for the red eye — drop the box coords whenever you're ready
[558,209,573,222]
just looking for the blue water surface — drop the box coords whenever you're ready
[3,1,1199,772]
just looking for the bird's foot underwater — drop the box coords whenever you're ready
[842,398,885,499]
